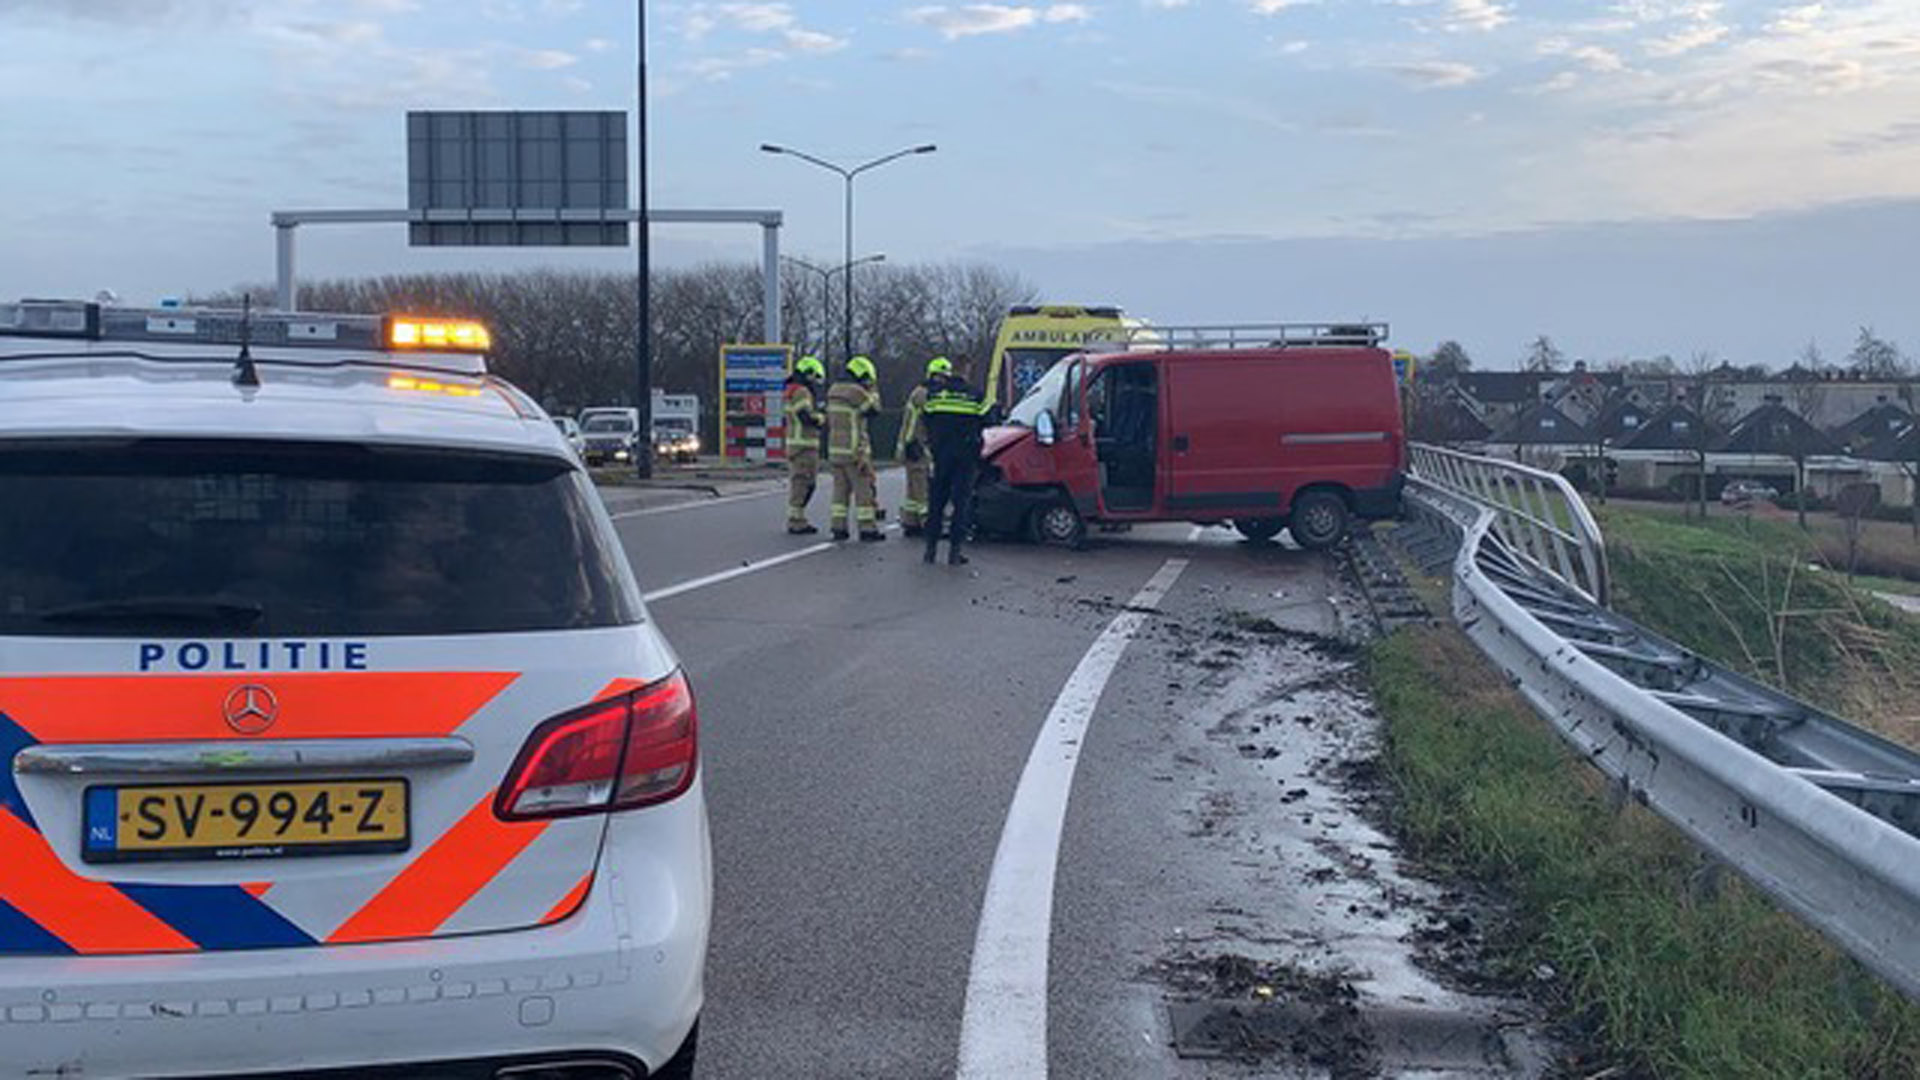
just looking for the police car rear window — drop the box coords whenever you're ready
[0,440,637,637]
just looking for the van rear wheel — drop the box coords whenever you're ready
[1231,518,1285,543]
[1028,500,1087,549]
[1288,491,1350,550]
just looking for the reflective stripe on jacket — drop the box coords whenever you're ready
[896,384,929,459]
[785,380,823,450]
[826,380,880,462]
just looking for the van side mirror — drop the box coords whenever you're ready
[1036,409,1058,446]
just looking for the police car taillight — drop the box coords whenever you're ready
[495,672,698,820]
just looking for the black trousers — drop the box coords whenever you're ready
[925,448,979,553]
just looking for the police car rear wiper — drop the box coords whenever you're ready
[35,598,266,629]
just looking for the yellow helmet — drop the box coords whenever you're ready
[795,355,826,380]
[927,356,953,377]
[846,355,877,382]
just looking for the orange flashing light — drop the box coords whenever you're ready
[388,317,492,352]
[388,374,485,397]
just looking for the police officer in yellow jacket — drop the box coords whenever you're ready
[896,356,948,537]
[827,355,885,542]
[784,355,827,534]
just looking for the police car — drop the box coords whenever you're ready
[0,301,708,1078]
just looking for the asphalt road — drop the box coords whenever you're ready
[612,475,1538,1077]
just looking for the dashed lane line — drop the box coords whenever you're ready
[956,556,1191,1080]
[609,488,780,520]
[641,523,902,603]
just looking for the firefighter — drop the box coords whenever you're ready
[896,356,948,537]
[784,355,827,534]
[827,355,886,542]
[922,359,990,565]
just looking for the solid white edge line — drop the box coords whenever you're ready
[642,542,834,603]
[610,488,778,520]
[956,556,1190,1080]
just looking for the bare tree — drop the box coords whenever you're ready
[1522,334,1564,373]
[1848,326,1907,379]
[1681,350,1725,519]
[1788,340,1829,428]
[1838,482,1881,580]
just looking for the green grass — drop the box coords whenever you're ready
[1593,505,1920,742]
[1371,627,1920,1078]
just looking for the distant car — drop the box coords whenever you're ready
[581,414,641,465]
[1721,480,1780,506]
[654,424,700,464]
[552,414,585,455]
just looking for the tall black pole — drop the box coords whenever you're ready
[634,0,654,479]
[842,175,854,366]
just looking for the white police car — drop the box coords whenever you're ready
[0,301,708,1078]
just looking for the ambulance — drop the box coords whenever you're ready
[0,300,707,1078]
[984,304,1132,411]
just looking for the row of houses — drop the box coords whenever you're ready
[1416,366,1920,506]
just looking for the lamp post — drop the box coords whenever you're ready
[759,142,935,365]
[781,253,885,358]
[634,0,653,479]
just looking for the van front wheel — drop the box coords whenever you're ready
[1288,491,1350,550]
[1028,500,1087,549]
[1232,518,1285,543]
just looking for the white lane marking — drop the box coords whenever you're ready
[610,488,778,520]
[957,557,1190,1080]
[640,522,903,603]
[642,543,833,602]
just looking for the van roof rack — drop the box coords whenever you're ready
[1090,322,1389,352]
[0,300,490,376]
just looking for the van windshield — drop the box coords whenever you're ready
[1006,358,1074,429]
[584,417,635,434]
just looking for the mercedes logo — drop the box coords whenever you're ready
[222,684,279,735]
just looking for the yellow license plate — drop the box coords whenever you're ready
[82,779,409,863]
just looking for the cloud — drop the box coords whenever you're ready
[672,3,848,75]
[1143,0,1191,7]
[1538,38,1627,72]
[1097,78,1301,132]
[907,5,1092,38]
[1385,59,1484,88]
[783,27,846,51]
[1441,0,1509,32]
[583,36,615,52]
[1644,20,1729,56]
[1249,0,1317,13]
[517,48,578,69]
[562,74,593,94]
[1765,3,1824,36]
[879,46,936,61]
[686,45,785,80]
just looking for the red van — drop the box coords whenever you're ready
[973,324,1406,549]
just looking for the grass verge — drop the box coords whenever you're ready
[1596,505,1920,745]
[1370,625,1920,1078]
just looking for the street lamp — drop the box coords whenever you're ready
[781,253,885,357]
[634,0,653,479]
[760,142,936,365]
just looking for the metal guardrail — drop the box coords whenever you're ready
[1406,443,1920,1000]
[1408,443,1608,605]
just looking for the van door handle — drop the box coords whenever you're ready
[1173,435,1190,452]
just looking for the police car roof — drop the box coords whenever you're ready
[0,339,571,460]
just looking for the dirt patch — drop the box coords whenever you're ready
[1155,953,1377,1077]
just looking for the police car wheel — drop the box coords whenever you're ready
[1029,500,1086,549]
[1288,491,1350,550]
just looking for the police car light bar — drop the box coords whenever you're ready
[0,300,492,376]
[388,317,491,352]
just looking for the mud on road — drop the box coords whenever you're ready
[1105,560,1557,1078]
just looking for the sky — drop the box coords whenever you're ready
[5,0,1920,367]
